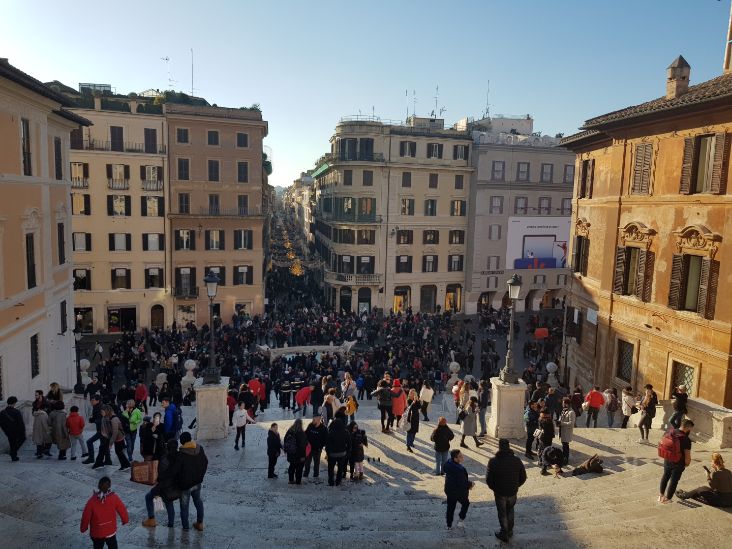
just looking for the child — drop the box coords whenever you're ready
[81,476,129,547]
[267,423,282,479]
[348,422,368,481]
[232,401,256,450]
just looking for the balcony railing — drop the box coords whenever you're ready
[174,286,199,298]
[142,180,164,191]
[320,212,381,224]
[71,177,89,189]
[324,270,382,285]
[72,140,167,154]
[322,152,385,163]
[108,179,129,190]
[198,207,260,217]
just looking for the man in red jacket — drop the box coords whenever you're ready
[584,386,605,428]
[134,382,149,414]
[248,378,261,414]
[80,476,128,548]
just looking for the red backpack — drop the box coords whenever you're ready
[657,428,684,462]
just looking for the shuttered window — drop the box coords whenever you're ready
[578,159,595,198]
[572,236,590,276]
[631,143,652,194]
[680,133,729,195]
[668,253,719,319]
[612,246,654,301]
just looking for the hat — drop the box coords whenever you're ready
[393,379,401,387]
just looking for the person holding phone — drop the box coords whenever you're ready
[676,453,732,507]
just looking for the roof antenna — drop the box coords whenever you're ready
[190,48,194,96]
[161,56,175,89]
[405,89,409,121]
[483,80,491,119]
[432,85,439,118]
[412,90,417,118]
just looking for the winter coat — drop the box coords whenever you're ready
[285,428,308,463]
[326,418,351,458]
[371,387,392,408]
[558,408,575,443]
[305,422,328,449]
[539,417,555,446]
[585,390,605,409]
[139,423,164,460]
[176,442,208,490]
[486,449,527,497]
[122,407,144,433]
[419,386,434,404]
[349,429,367,462]
[0,406,26,441]
[267,430,282,457]
[49,410,70,450]
[134,384,148,402]
[406,400,421,434]
[66,411,85,437]
[163,403,178,436]
[460,406,478,436]
[155,453,182,503]
[80,490,129,539]
[431,424,455,452]
[32,410,51,445]
[391,388,407,417]
[443,458,470,500]
[232,408,255,428]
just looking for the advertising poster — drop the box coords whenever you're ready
[505,217,571,269]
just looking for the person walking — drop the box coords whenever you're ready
[604,388,619,428]
[284,418,308,485]
[658,419,693,503]
[121,400,143,462]
[80,476,129,549]
[176,431,208,531]
[558,397,575,465]
[267,423,282,479]
[326,411,351,486]
[32,406,52,458]
[49,401,71,460]
[430,417,454,475]
[638,384,658,443]
[371,380,393,433]
[486,438,527,542]
[232,401,256,451]
[620,386,635,429]
[405,394,421,453]
[304,415,327,478]
[141,439,180,528]
[477,380,490,437]
[459,397,483,449]
[523,401,540,459]
[0,396,26,461]
[584,386,605,428]
[669,385,688,429]
[93,406,130,471]
[390,380,407,430]
[443,449,473,530]
[83,395,103,464]
[676,452,732,507]
[419,381,434,421]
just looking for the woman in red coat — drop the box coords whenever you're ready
[80,476,129,548]
[390,380,408,429]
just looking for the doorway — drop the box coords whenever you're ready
[393,286,411,313]
[357,288,371,314]
[420,285,436,313]
[339,287,352,313]
[108,307,136,333]
[445,284,462,313]
[150,305,164,330]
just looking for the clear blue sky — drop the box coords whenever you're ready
[1,0,729,187]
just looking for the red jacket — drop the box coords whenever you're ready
[134,384,148,402]
[295,386,312,407]
[585,390,605,409]
[248,379,261,399]
[227,395,237,412]
[66,411,85,437]
[80,491,128,539]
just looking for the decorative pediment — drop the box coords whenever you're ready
[619,221,656,249]
[21,208,41,231]
[673,225,722,258]
[575,217,591,237]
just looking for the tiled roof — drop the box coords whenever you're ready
[0,58,72,107]
[559,129,603,147]
[583,72,732,129]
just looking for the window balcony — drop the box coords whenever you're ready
[142,180,164,191]
[324,270,382,285]
[174,286,199,298]
[108,179,129,190]
[71,177,89,189]
[198,207,260,217]
[75,140,167,154]
[321,152,385,163]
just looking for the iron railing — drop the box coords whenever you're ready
[108,179,129,190]
[71,178,89,189]
[72,140,166,154]
[142,180,163,191]
[174,286,199,298]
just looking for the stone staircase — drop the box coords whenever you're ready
[0,399,730,548]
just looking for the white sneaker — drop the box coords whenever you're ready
[456,520,465,528]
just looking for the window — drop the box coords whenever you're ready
[487,256,500,270]
[396,255,413,273]
[613,246,654,301]
[74,269,91,290]
[109,233,131,251]
[209,194,220,215]
[397,230,413,244]
[111,268,131,289]
[578,159,595,198]
[54,137,63,180]
[487,276,498,289]
[238,195,249,215]
[423,230,439,245]
[205,229,224,250]
[30,333,39,378]
[423,255,438,273]
[491,160,505,181]
[450,200,466,216]
[178,158,190,180]
[60,300,67,334]
[426,143,443,159]
[672,361,695,396]
[534,274,546,284]
[110,126,124,152]
[175,229,195,251]
[142,233,163,251]
[561,198,572,215]
[208,159,220,182]
[454,174,464,190]
[488,224,501,240]
[340,138,358,160]
[175,267,196,295]
[489,196,503,214]
[538,197,551,215]
[234,265,254,285]
[401,198,415,216]
[176,128,189,144]
[514,196,528,214]
[337,255,354,274]
[449,230,465,244]
[357,230,375,245]
[25,233,36,289]
[557,274,568,286]
[72,193,91,215]
[144,128,158,153]
[234,229,254,250]
[341,197,354,216]
[517,162,530,182]
[357,256,374,274]
[106,163,128,184]
[207,130,219,146]
[668,253,719,319]
[540,163,554,183]
[402,172,411,188]
[237,162,249,183]
[145,268,163,289]
[342,169,353,186]
[108,195,131,216]
[424,199,437,216]
[178,193,190,214]
[616,340,634,383]
[141,196,164,217]
[680,133,728,195]
[236,132,249,148]
[73,232,92,251]
[449,255,464,272]
[57,223,66,265]
[399,141,416,157]
[453,144,469,160]
[357,197,374,220]
[362,170,373,186]
[429,173,439,189]
[143,165,162,182]
[563,164,575,184]
[21,118,31,176]
[71,162,88,184]
[205,266,226,286]
[572,236,590,276]
[630,143,653,195]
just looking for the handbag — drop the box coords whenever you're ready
[581,401,590,411]
[457,408,467,421]
[153,496,164,512]
[533,428,543,439]
[130,459,159,485]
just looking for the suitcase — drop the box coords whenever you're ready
[130,459,158,485]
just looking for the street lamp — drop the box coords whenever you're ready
[499,274,522,384]
[202,272,220,384]
[73,313,85,394]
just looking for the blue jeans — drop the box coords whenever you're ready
[145,489,175,526]
[434,450,449,474]
[478,408,487,435]
[669,411,684,429]
[607,411,615,428]
[125,431,137,461]
[660,463,685,500]
[179,484,204,529]
[406,431,416,448]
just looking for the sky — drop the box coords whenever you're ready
[1,0,729,188]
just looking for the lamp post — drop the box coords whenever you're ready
[202,272,220,384]
[73,313,85,394]
[499,274,522,384]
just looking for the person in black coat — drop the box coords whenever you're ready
[0,397,26,461]
[310,384,324,417]
[537,408,555,467]
[348,422,368,480]
[83,395,103,464]
[443,449,473,529]
[486,438,527,542]
[304,416,327,478]
[325,412,351,486]
[284,418,307,485]
[405,397,421,453]
[142,439,180,528]
[267,423,282,479]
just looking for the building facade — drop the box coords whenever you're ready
[0,59,89,399]
[167,104,269,325]
[464,116,575,314]
[312,116,473,314]
[561,57,732,409]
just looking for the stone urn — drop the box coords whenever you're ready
[545,362,559,388]
[80,358,91,386]
[155,371,168,391]
[445,361,462,394]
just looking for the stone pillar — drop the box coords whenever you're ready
[487,377,527,439]
[194,377,229,440]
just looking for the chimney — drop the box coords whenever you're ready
[724,1,732,73]
[666,56,690,100]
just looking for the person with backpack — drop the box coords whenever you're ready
[121,400,143,462]
[80,476,129,548]
[161,398,181,442]
[0,396,26,462]
[603,387,619,428]
[267,423,282,479]
[658,418,694,503]
[486,438,527,542]
[638,384,658,443]
[176,431,208,531]
[283,418,308,485]
[93,405,130,471]
[584,386,605,428]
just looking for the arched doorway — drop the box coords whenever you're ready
[150,304,164,330]
[357,288,371,314]
[420,285,436,313]
[339,287,352,313]
[445,284,462,312]
[393,286,410,313]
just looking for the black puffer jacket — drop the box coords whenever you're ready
[326,418,351,458]
[430,424,455,452]
[176,443,208,490]
[486,449,527,497]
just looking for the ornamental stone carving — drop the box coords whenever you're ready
[672,225,722,259]
[575,217,591,237]
[619,222,655,249]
